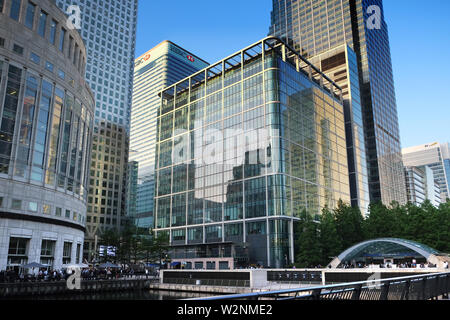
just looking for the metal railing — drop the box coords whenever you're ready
[186,272,450,301]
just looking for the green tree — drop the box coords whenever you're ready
[363,202,400,239]
[319,207,342,265]
[333,200,364,249]
[149,231,170,267]
[294,212,322,268]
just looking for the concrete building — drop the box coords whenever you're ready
[129,41,208,230]
[54,0,138,260]
[154,37,351,268]
[269,0,407,206]
[404,166,441,207]
[402,142,450,203]
[0,0,95,271]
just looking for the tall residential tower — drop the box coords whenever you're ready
[129,41,208,230]
[269,0,407,207]
[55,0,138,260]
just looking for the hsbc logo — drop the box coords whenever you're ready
[135,53,151,67]
[187,55,195,62]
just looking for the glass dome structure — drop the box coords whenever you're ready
[329,238,441,267]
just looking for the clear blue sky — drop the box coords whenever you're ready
[135,0,450,149]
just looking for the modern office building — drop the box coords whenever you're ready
[54,0,138,260]
[0,0,95,271]
[404,166,441,207]
[307,44,369,214]
[153,37,351,268]
[269,0,407,206]
[129,41,208,230]
[402,142,450,203]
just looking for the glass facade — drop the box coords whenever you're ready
[55,0,138,259]
[269,0,407,206]
[403,142,450,202]
[0,0,94,271]
[154,38,350,268]
[129,41,208,229]
[0,70,92,198]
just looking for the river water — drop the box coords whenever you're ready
[14,289,215,300]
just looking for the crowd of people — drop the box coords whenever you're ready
[337,260,445,269]
[0,266,158,284]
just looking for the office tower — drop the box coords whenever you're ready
[0,0,94,270]
[403,142,450,203]
[404,166,441,207]
[54,0,138,260]
[154,37,351,268]
[307,45,369,214]
[130,41,208,230]
[269,0,407,206]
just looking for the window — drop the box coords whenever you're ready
[50,20,57,44]
[76,244,81,264]
[55,207,62,217]
[42,204,51,215]
[0,0,4,13]
[11,199,22,210]
[38,11,47,37]
[8,237,29,266]
[30,52,40,64]
[0,196,3,207]
[0,37,4,48]
[59,28,66,52]
[65,209,70,218]
[9,0,21,21]
[28,202,38,212]
[45,61,54,72]
[58,69,65,80]
[40,239,55,267]
[13,44,24,55]
[25,1,36,29]
[63,242,72,264]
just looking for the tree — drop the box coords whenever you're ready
[294,211,322,268]
[333,200,364,250]
[319,207,342,265]
[149,231,170,267]
[363,202,399,239]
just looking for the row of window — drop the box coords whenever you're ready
[0,196,85,224]
[1,0,86,75]
[8,237,82,266]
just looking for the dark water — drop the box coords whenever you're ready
[12,290,215,300]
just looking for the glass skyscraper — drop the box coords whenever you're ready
[402,142,450,203]
[55,0,138,260]
[130,41,208,229]
[269,0,407,206]
[154,37,350,268]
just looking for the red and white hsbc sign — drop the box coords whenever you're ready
[135,53,151,67]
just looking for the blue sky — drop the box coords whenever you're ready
[135,0,450,148]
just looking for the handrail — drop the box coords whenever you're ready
[185,272,450,300]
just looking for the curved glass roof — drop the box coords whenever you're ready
[338,238,440,263]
